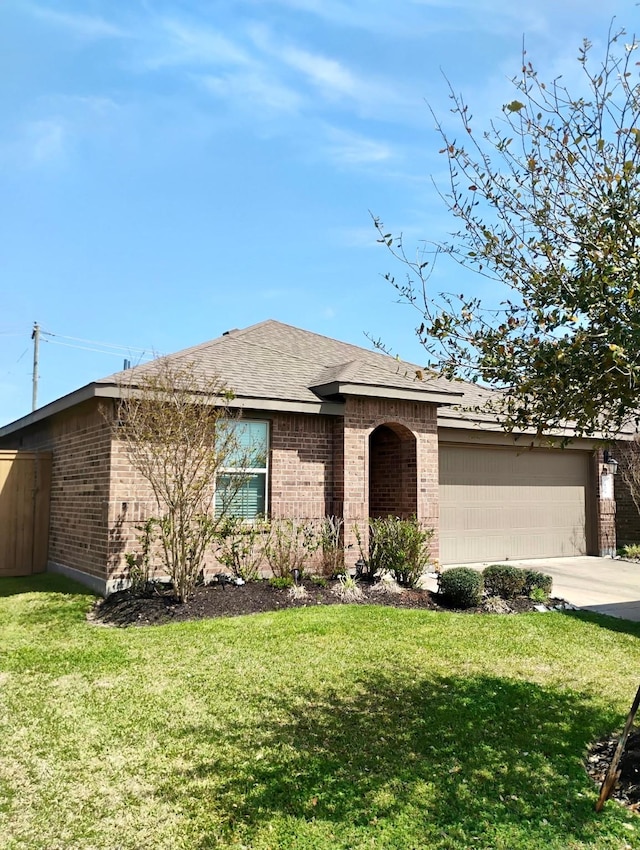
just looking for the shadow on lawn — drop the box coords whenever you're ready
[561,608,640,640]
[165,672,621,848]
[0,573,91,599]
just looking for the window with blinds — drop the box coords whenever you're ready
[215,420,268,519]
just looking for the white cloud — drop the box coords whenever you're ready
[324,127,394,165]
[278,45,359,99]
[26,4,126,39]
[248,26,417,120]
[146,19,250,69]
[28,120,65,163]
[202,72,303,113]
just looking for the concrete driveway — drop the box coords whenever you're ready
[440,556,640,622]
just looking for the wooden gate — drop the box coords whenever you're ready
[0,451,51,577]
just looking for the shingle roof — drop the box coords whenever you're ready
[0,319,504,438]
[97,319,464,407]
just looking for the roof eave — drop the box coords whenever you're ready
[0,383,102,438]
[311,380,462,406]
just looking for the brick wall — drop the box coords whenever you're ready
[1,397,440,590]
[3,399,113,586]
[593,448,617,556]
[269,412,334,519]
[107,409,339,585]
[339,396,440,567]
[369,424,417,518]
[614,441,640,547]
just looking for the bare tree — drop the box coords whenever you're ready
[114,358,252,602]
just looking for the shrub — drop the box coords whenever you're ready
[216,516,267,582]
[318,516,344,577]
[269,576,293,589]
[263,519,318,578]
[367,516,434,588]
[524,570,553,598]
[482,565,527,599]
[310,575,328,588]
[124,517,157,595]
[438,568,483,608]
[621,543,640,560]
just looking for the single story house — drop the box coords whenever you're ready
[0,319,619,594]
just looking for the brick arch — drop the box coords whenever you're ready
[369,422,417,518]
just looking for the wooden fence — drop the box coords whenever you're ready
[0,451,51,577]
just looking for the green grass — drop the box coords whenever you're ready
[1,576,640,849]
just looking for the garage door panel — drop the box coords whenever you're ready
[439,446,589,564]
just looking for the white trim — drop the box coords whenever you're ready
[215,420,270,519]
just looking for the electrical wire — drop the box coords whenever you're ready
[42,330,150,354]
[43,338,152,361]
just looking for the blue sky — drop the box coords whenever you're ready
[0,0,636,425]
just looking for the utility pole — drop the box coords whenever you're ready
[31,322,40,411]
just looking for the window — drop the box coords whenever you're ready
[215,420,268,519]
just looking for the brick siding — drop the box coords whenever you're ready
[10,393,622,590]
[269,413,334,519]
[593,448,617,556]
[340,396,440,567]
[614,442,640,547]
[3,399,113,585]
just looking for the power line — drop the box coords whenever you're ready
[44,338,152,361]
[42,330,150,354]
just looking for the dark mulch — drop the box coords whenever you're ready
[586,729,640,812]
[88,577,563,629]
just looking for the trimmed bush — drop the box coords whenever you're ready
[482,564,527,599]
[524,570,553,598]
[438,568,484,609]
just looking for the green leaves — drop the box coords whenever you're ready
[378,26,640,438]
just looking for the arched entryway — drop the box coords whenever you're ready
[369,423,417,518]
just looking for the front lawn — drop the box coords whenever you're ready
[1,574,639,849]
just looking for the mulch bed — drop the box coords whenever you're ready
[87,578,640,813]
[586,730,640,813]
[88,576,563,628]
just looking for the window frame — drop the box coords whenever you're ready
[215,419,270,520]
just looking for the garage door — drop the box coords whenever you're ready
[439,445,590,564]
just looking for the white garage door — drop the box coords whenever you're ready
[439,445,590,564]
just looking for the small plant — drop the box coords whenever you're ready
[288,583,309,600]
[438,568,484,609]
[367,516,433,588]
[524,570,553,598]
[621,543,640,560]
[269,575,293,589]
[263,519,318,578]
[125,517,157,594]
[318,516,344,577]
[333,573,364,603]
[216,515,267,582]
[529,587,548,604]
[310,575,328,588]
[483,564,527,599]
